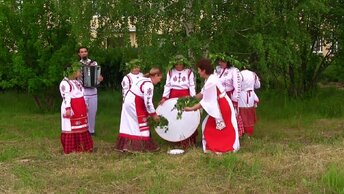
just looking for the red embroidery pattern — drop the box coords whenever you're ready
[147,88,152,95]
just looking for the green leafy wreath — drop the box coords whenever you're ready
[124,59,145,72]
[209,53,243,68]
[167,55,192,71]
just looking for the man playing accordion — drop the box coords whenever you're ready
[78,46,103,135]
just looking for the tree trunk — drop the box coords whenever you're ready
[33,95,43,111]
[183,0,195,62]
[288,64,297,97]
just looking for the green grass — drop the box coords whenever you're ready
[322,165,344,194]
[0,88,343,193]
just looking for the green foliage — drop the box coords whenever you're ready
[245,0,344,96]
[173,97,199,120]
[167,55,192,70]
[124,59,144,73]
[322,60,344,82]
[0,0,78,110]
[209,53,245,68]
[148,115,169,133]
[1,0,343,101]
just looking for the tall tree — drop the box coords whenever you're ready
[1,0,343,100]
[246,0,344,96]
[0,0,77,110]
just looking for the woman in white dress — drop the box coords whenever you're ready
[121,59,143,100]
[115,67,163,152]
[59,63,93,154]
[238,67,261,136]
[159,55,197,148]
[184,59,240,153]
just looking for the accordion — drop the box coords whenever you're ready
[82,65,101,88]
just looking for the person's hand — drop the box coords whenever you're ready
[232,101,238,108]
[64,109,72,118]
[183,107,194,112]
[232,101,238,109]
[180,95,189,99]
[97,75,103,82]
[159,98,166,105]
[232,101,239,115]
[152,114,160,122]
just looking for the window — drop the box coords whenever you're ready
[330,41,339,54]
[313,39,323,54]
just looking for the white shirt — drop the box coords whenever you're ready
[200,74,226,121]
[162,68,196,98]
[59,78,85,132]
[238,70,261,107]
[121,72,143,98]
[215,66,242,102]
[129,77,156,114]
[60,78,84,109]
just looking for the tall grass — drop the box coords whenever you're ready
[257,87,344,121]
[0,91,38,114]
[322,165,344,194]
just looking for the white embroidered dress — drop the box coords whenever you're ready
[121,72,143,99]
[200,74,240,153]
[119,77,157,138]
[214,66,242,103]
[162,68,196,99]
[238,70,261,108]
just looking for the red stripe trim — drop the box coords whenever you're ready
[140,127,150,132]
[149,112,157,117]
[62,129,88,134]
[118,133,150,140]
[219,68,226,78]
[63,79,73,92]
[140,81,152,93]
[188,69,192,79]
[126,75,132,88]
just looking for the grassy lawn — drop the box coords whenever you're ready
[0,88,343,193]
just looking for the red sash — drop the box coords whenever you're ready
[169,89,190,98]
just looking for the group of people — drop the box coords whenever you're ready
[59,48,261,155]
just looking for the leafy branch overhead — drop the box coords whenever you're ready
[0,0,343,107]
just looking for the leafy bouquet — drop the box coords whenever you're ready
[148,115,169,133]
[173,97,199,120]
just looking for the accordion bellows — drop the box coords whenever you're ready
[82,65,101,88]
